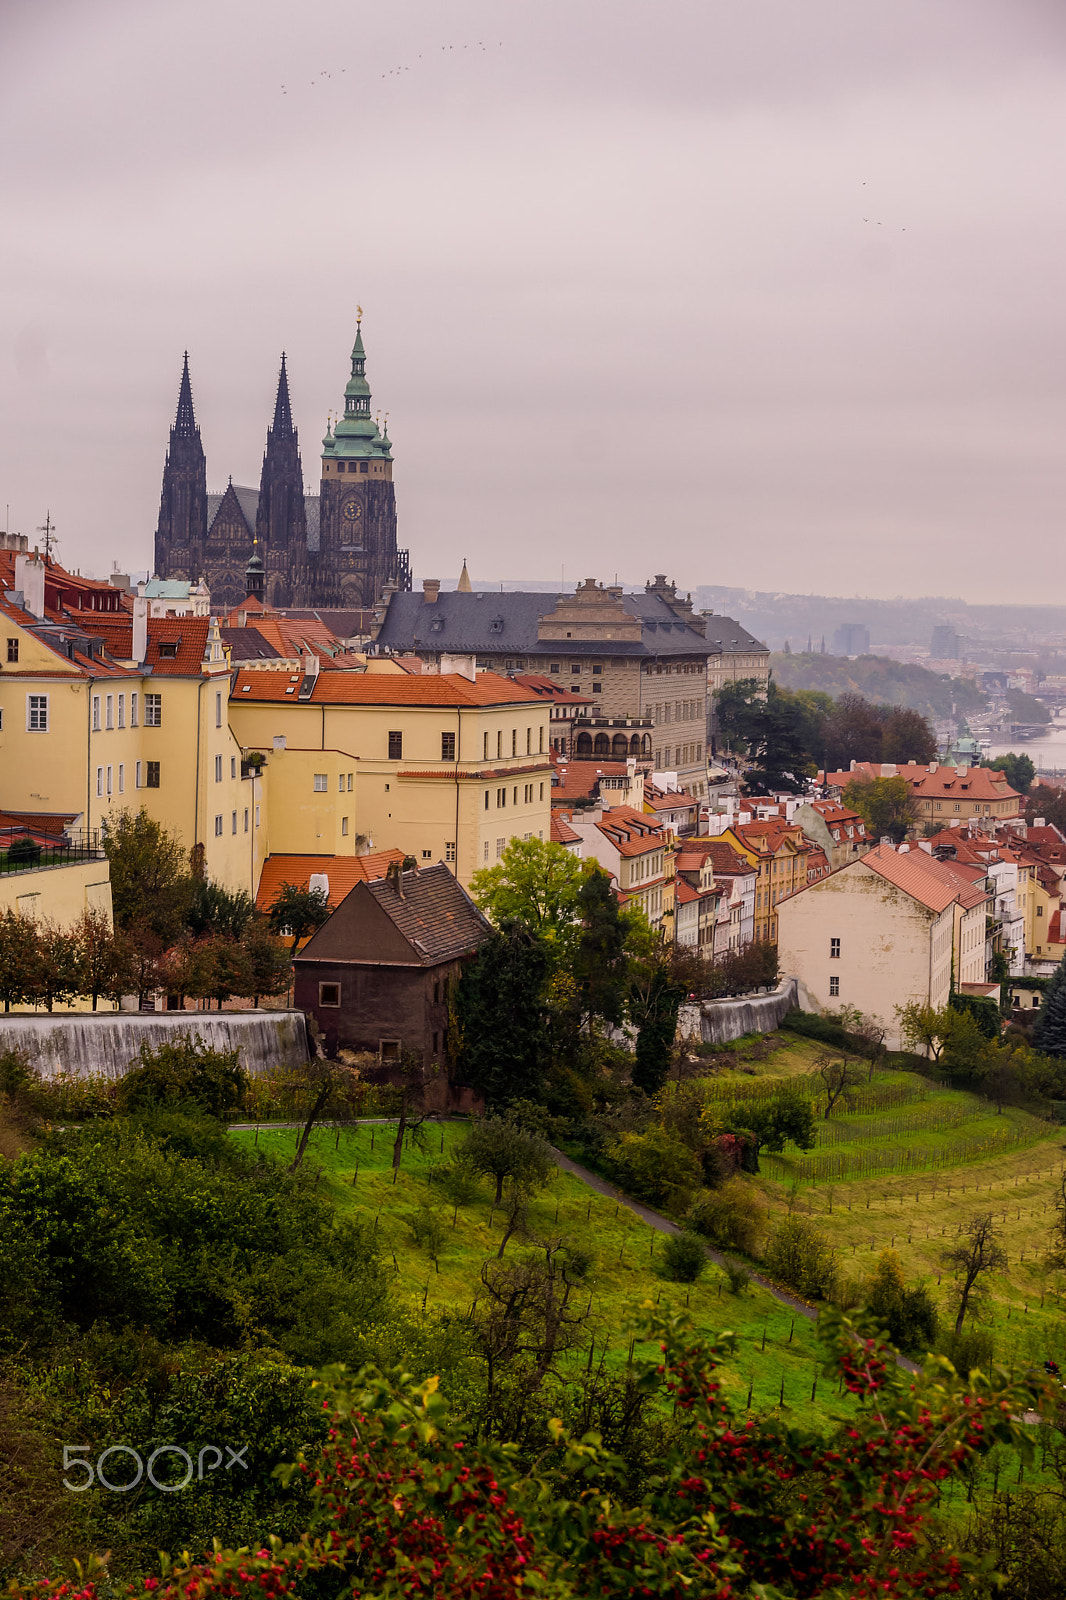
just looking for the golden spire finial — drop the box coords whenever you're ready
[356,303,363,325]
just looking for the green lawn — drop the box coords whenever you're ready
[231,1120,858,1432]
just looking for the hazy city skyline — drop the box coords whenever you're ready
[3,0,1066,602]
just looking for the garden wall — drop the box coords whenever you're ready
[678,977,799,1047]
[0,1010,309,1080]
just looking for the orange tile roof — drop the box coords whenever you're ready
[144,616,212,675]
[550,813,582,845]
[232,667,540,708]
[513,673,593,705]
[595,805,667,858]
[255,850,407,911]
[827,762,1021,804]
[676,840,754,877]
[550,759,631,803]
[862,842,990,914]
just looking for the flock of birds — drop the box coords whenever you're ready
[280,41,503,95]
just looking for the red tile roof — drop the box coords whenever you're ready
[550,813,582,846]
[255,850,406,911]
[826,762,1021,805]
[595,805,667,858]
[232,668,540,707]
[863,842,990,913]
[550,759,631,803]
[142,616,212,675]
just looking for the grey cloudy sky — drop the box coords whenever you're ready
[3,0,1066,602]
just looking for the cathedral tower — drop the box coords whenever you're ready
[155,353,207,580]
[256,353,307,607]
[317,316,409,608]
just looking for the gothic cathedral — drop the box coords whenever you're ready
[153,322,411,612]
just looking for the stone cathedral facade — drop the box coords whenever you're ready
[154,324,411,612]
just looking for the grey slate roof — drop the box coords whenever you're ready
[220,626,280,660]
[366,863,493,964]
[375,589,760,659]
[205,488,321,549]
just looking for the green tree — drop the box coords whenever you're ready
[470,837,590,962]
[102,807,192,943]
[267,881,330,951]
[939,1010,1001,1086]
[764,1214,839,1299]
[116,1033,247,1119]
[187,878,257,938]
[740,1085,817,1163]
[865,1249,939,1352]
[455,922,551,1107]
[239,918,292,1006]
[628,952,690,1096]
[881,706,937,765]
[0,908,35,1012]
[715,678,814,794]
[459,1114,552,1205]
[896,1000,953,1060]
[1035,952,1066,1058]
[1025,782,1066,833]
[72,906,128,1011]
[942,1213,1006,1336]
[843,774,917,843]
[571,865,631,1027]
[25,921,84,1013]
[981,752,1036,795]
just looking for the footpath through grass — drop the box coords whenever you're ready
[232,1121,857,1432]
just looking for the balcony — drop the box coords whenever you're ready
[0,828,105,878]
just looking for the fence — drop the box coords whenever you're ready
[0,829,104,878]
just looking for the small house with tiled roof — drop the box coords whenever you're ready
[821,761,1022,825]
[776,841,990,1049]
[293,860,493,1105]
[563,804,670,930]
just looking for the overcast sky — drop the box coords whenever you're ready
[3,0,1066,602]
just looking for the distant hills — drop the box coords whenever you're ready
[769,652,987,720]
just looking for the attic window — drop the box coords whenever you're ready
[285,686,296,694]
[490,618,504,633]
[158,641,179,659]
[241,684,251,692]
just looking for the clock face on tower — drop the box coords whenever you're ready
[342,497,362,523]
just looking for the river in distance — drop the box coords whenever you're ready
[986,713,1066,774]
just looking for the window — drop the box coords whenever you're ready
[549,663,559,674]
[484,790,490,809]
[496,731,502,758]
[525,728,531,755]
[214,815,223,836]
[592,664,602,675]
[145,761,160,788]
[106,765,113,796]
[432,1032,439,1055]
[232,811,237,834]
[496,838,506,858]
[144,693,162,726]
[338,773,344,792]
[255,804,260,827]
[244,808,249,832]
[483,732,489,759]
[313,773,328,792]
[27,694,48,731]
[96,766,104,797]
[5,638,17,663]
[830,937,841,959]
[388,730,402,759]
[497,787,506,807]
[445,840,456,862]
[513,786,518,805]
[319,983,341,1008]
[135,761,142,788]
[117,693,125,728]
[105,694,114,730]
[570,663,580,674]
[231,757,237,779]
[130,692,138,727]
[829,975,840,997]
[347,773,353,791]
[215,755,223,782]
[421,849,432,859]
[539,782,544,800]
[380,1040,401,1061]
[118,764,124,794]
[92,695,101,731]
[484,841,490,862]
[441,731,456,761]
[538,725,544,753]
[215,691,222,729]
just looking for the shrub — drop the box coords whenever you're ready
[605,1126,701,1211]
[687,1178,766,1254]
[406,1205,447,1259]
[659,1230,706,1283]
[427,1159,481,1208]
[560,1242,595,1279]
[116,1033,247,1119]
[763,1214,838,1300]
[723,1261,751,1296]
[864,1249,939,1353]
[6,835,41,867]
[940,1327,995,1377]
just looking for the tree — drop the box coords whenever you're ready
[824,693,885,768]
[199,931,252,1010]
[571,865,631,1028]
[454,922,551,1107]
[157,935,211,1011]
[71,907,126,1011]
[628,951,691,1096]
[881,706,937,765]
[764,1214,839,1299]
[0,909,35,1012]
[896,1000,953,1060]
[740,1085,817,1163]
[814,1052,864,1118]
[102,807,192,943]
[843,774,917,843]
[942,1213,1007,1336]
[25,921,83,1012]
[715,679,814,794]
[283,1052,370,1172]
[1035,952,1066,1058]
[939,1010,1001,1087]
[267,880,330,951]
[187,878,257,938]
[1025,782,1066,834]
[865,1249,939,1352]
[982,752,1036,795]
[469,837,590,961]
[116,1033,247,1119]
[474,1239,591,1403]
[239,918,292,1006]
[459,1114,551,1205]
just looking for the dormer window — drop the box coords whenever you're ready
[158,641,179,659]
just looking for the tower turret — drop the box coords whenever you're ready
[256,352,306,606]
[155,353,208,581]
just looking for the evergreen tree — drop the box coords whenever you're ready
[455,921,550,1107]
[629,957,688,1096]
[1036,953,1066,1058]
[572,866,629,1026]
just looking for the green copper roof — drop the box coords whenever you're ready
[321,319,393,461]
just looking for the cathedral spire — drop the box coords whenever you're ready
[271,352,295,438]
[173,352,199,439]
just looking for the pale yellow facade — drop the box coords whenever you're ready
[0,857,113,925]
[777,860,975,1049]
[228,691,552,888]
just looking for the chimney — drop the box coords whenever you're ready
[422,578,441,604]
[386,859,405,897]
[14,552,45,619]
[132,593,148,663]
[440,652,477,681]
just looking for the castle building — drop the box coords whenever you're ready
[154,322,411,612]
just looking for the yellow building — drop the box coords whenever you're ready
[228,668,552,887]
[720,820,809,944]
[776,841,990,1049]
[0,854,113,924]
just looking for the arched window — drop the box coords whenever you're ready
[630,734,642,755]
[575,731,593,756]
[612,733,630,758]
[641,734,652,754]
[594,733,610,757]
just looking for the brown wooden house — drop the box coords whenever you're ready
[293,861,493,1093]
